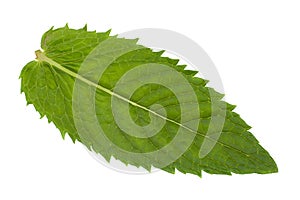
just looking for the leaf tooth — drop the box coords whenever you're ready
[189,70,199,76]
[39,113,45,119]
[203,79,209,85]
[226,103,237,111]
[171,58,180,65]
[60,130,67,139]
[183,70,198,76]
[177,64,186,70]
[68,133,77,143]
[102,153,111,162]
[82,24,88,31]
[105,29,112,35]
[64,23,69,29]
[156,50,165,56]
[144,165,151,172]
[132,38,139,44]
[162,166,176,174]
[110,34,118,39]
[85,144,92,151]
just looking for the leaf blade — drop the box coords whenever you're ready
[20,26,278,177]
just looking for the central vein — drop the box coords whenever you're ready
[35,50,199,134]
[35,50,250,157]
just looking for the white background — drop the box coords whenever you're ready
[1,0,299,199]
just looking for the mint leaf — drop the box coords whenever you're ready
[20,25,278,177]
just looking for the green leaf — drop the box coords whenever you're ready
[20,25,278,177]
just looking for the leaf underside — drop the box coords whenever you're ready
[20,25,278,177]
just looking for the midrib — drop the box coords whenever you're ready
[35,49,250,157]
